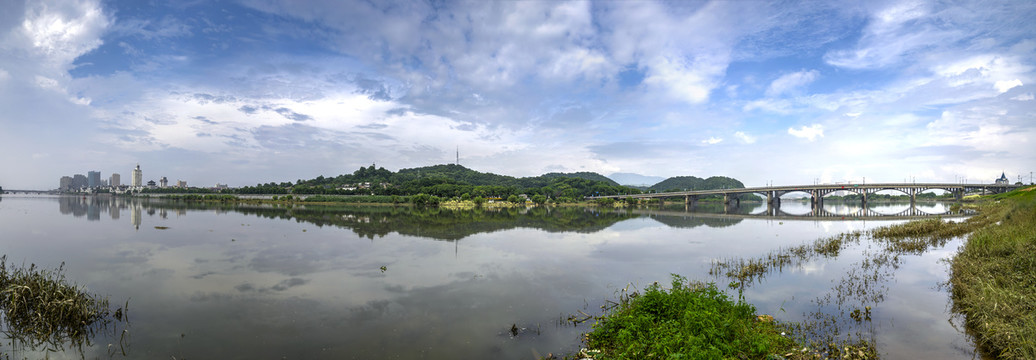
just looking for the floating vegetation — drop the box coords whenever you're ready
[710,231,864,284]
[0,256,129,354]
[154,226,169,230]
[702,195,1025,359]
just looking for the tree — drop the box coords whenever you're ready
[531,194,547,205]
[411,193,431,206]
[507,195,521,204]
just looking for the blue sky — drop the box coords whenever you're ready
[1,0,1034,189]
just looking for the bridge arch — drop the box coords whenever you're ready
[774,190,814,199]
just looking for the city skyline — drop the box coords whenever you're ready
[1,0,1034,189]
[55,163,194,191]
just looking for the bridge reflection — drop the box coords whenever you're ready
[636,201,971,221]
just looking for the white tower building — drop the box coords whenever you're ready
[132,164,143,187]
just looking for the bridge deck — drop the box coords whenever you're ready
[589,183,1024,200]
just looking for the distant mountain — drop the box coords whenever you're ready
[648,176,746,192]
[609,172,666,187]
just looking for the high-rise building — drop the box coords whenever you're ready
[72,174,87,190]
[60,176,72,191]
[88,171,101,188]
[110,173,121,187]
[160,177,168,188]
[131,164,142,187]
[176,180,187,188]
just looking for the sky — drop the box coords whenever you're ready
[1,0,1034,190]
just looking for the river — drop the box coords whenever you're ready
[0,195,980,359]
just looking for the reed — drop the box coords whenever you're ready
[0,256,127,351]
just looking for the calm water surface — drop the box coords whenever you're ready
[0,195,979,359]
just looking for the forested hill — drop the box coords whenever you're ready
[143,164,749,198]
[394,164,516,186]
[274,164,638,198]
[648,176,746,192]
[540,172,619,186]
[394,165,618,187]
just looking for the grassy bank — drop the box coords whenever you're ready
[949,187,1036,359]
[567,188,1034,359]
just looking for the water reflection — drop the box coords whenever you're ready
[55,197,965,238]
[651,200,969,220]
[58,195,128,222]
[0,195,980,359]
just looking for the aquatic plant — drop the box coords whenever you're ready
[581,275,801,359]
[0,256,128,352]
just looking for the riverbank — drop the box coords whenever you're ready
[560,187,1034,359]
[949,186,1036,359]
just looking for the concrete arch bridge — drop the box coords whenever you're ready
[589,183,1023,208]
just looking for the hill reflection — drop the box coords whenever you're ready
[54,197,750,240]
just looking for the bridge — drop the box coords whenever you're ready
[588,183,1024,208]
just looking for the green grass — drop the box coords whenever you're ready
[949,187,1036,359]
[582,275,799,360]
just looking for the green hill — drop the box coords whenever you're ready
[230,164,751,199]
[539,172,620,186]
[396,164,519,186]
[280,164,637,198]
[649,176,746,192]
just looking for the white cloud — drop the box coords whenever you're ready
[743,98,793,114]
[1011,93,1034,101]
[788,124,824,141]
[766,69,819,96]
[823,1,1034,71]
[924,107,1031,153]
[994,79,1023,93]
[643,53,718,104]
[733,131,756,144]
[602,1,754,105]
[701,137,723,145]
[824,1,936,69]
[18,0,110,68]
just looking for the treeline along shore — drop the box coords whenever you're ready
[129,164,750,202]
